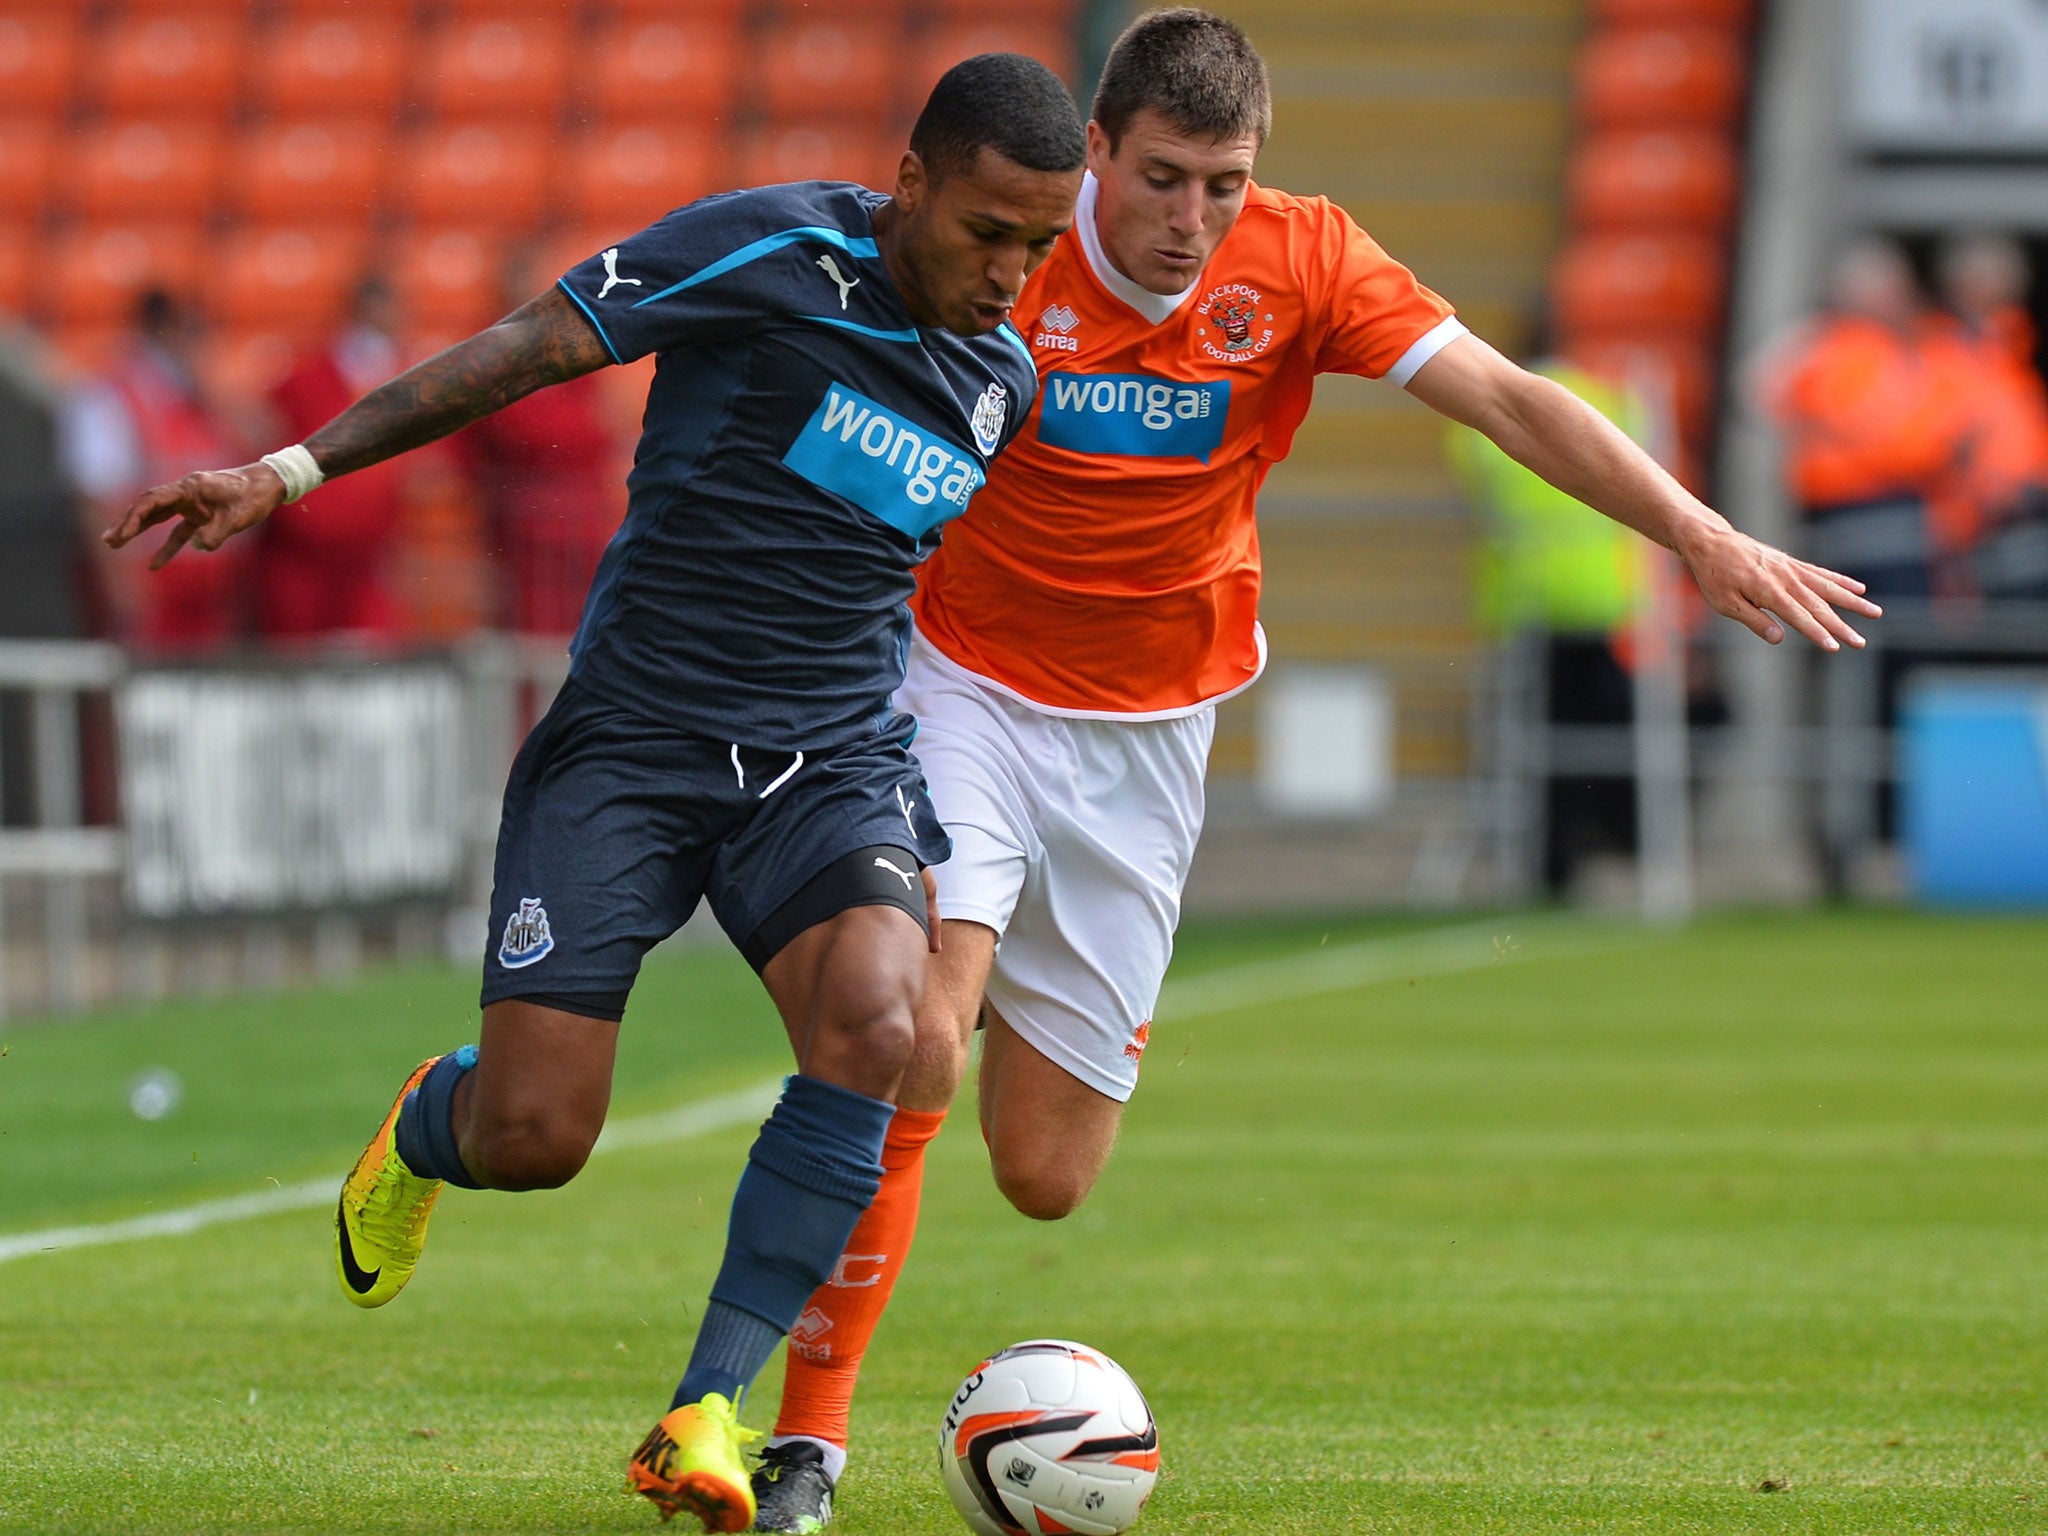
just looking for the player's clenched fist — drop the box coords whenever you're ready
[103,462,289,571]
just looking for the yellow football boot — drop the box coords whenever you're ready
[335,1055,445,1309]
[627,1393,762,1531]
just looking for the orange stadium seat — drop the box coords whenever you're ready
[608,0,749,22]
[1566,129,1739,233]
[119,0,267,15]
[389,123,551,226]
[0,15,82,115]
[221,121,388,222]
[388,225,500,331]
[203,226,370,334]
[436,0,582,14]
[1550,231,1726,335]
[416,16,573,122]
[63,123,225,221]
[581,18,738,124]
[1575,27,1747,130]
[734,124,898,190]
[1588,0,1753,27]
[198,328,297,411]
[245,16,408,120]
[759,23,901,125]
[43,223,205,325]
[0,121,55,221]
[533,226,626,289]
[909,21,1078,99]
[83,15,246,119]
[558,122,722,229]
[925,0,1077,18]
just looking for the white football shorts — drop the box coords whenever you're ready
[898,633,1214,1102]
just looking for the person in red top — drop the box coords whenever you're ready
[749,12,1881,1525]
[63,290,247,651]
[260,277,407,642]
[1761,239,1966,601]
[457,249,626,635]
[1929,233,2048,599]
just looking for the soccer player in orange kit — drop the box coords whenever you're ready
[748,13,1881,1528]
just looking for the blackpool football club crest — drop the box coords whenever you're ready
[1195,281,1277,362]
[969,380,1008,455]
[499,896,554,968]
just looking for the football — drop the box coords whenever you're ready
[937,1339,1160,1536]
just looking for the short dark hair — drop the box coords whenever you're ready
[1092,8,1271,151]
[909,53,1087,183]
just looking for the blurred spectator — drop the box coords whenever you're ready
[0,320,85,641]
[455,248,624,636]
[1761,238,1967,603]
[61,290,247,651]
[1449,356,1651,893]
[1927,234,2048,601]
[0,320,91,829]
[259,277,407,644]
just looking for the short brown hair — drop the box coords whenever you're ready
[1091,8,1271,151]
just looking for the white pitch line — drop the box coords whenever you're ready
[1156,913,1643,1023]
[0,1080,782,1269]
[0,916,1643,1269]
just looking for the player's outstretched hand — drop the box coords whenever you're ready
[102,462,289,571]
[1676,519,1882,652]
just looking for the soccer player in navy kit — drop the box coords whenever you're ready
[102,56,1085,1533]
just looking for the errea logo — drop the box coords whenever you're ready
[1034,302,1080,352]
[783,382,985,540]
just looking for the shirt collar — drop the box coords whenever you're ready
[1074,172,1202,327]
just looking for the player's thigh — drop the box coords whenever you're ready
[979,1005,1124,1221]
[982,707,1214,1105]
[710,732,951,1093]
[479,680,724,1023]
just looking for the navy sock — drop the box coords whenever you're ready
[392,1045,484,1190]
[673,1074,893,1407]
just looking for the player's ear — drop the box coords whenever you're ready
[1084,120,1113,176]
[892,150,928,212]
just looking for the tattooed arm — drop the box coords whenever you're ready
[104,289,612,569]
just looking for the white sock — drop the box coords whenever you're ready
[765,1433,847,1484]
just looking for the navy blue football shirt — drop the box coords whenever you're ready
[554,181,1039,751]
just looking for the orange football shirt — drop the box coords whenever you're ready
[910,174,1463,717]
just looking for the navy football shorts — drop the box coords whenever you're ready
[479,678,951,1021]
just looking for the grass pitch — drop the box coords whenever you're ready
[1,910,2043,1534]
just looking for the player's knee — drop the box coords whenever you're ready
[465,1111,597,1191]
[990,1152,1090,1222]
[818,998,918,1081]
[902,1012,973,1107]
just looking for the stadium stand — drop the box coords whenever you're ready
[1552,0,1755,491]
[1,0,1086,634]
[82,14,247,117]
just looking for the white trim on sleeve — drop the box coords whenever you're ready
[1386,316,1470,387]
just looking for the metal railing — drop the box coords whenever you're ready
[0,634,571,1021]
[1482,599,2048,911]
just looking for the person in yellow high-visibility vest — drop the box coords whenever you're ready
[1448,357,1653,892]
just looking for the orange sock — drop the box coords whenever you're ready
[772,1104,947,1450]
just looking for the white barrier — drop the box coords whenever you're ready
[0,635,569,1019]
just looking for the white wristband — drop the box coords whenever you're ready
[260,444,325,504]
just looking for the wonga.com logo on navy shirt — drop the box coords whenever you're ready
[783,383,985,541]
[1038,372,1230,463]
